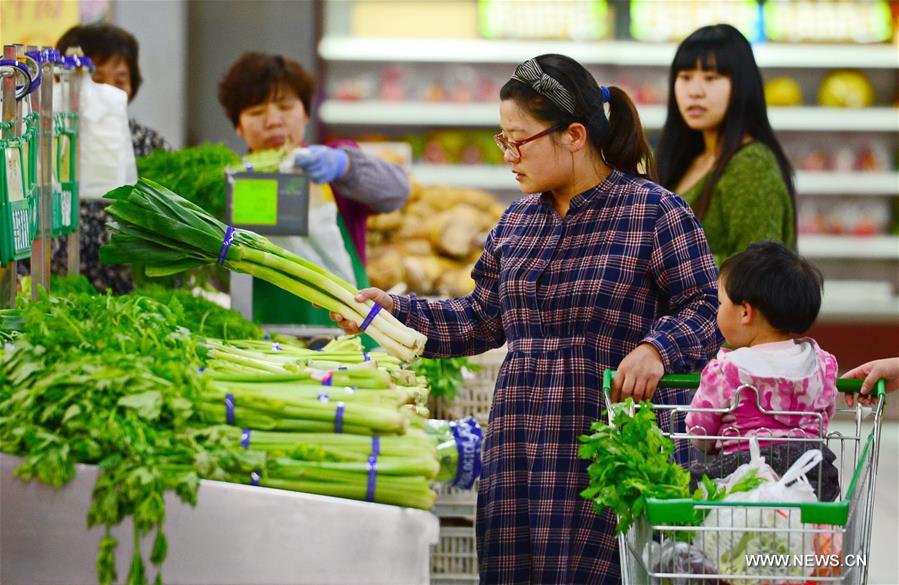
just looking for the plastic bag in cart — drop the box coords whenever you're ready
[701,438,780,497]
[699,447,822,583]
[643,540,725,585]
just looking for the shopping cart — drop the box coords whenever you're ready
[600,370,886,585]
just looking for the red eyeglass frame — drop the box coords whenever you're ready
[493,124,565,160]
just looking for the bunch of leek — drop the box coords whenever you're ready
[100,179,427,361]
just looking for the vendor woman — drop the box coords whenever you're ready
[217,52,410,325]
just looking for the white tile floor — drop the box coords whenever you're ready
[865,420,898,584]
[829,419,898,584]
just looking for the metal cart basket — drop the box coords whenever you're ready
[602,370,886,585]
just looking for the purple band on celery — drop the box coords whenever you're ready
[272,342,282,352]
[364,352,371,362]
[217,226,236,265]
[338,366,347,371]
[198,367,205,374]
[321,371,333,386]
[334,402,345,433]
[225,393,235,425]
[317,392,329,402]
[366,436,380,502]
[359,303,382,331]
[250,470,261,486]
[240,428,251,449]
[449,417,483,489]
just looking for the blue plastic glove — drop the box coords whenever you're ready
[291,145,349,184]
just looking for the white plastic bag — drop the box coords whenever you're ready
[700,447,822,583]
[643,541,718,585]
[714,438,780,495]
[78,77,137,199]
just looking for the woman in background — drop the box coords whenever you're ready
[38,24,171,292]
[58,23,170,157]
[656,24,795,264]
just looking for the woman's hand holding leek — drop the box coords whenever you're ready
[331,287,395,335]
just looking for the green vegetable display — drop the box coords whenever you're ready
[412,357,479,401]
[137,143,240,220]
[100,178,426,361]
[0,291,208,584]
[0,286,468,584]
[135,285,264,341]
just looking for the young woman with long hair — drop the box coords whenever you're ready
[656,24,796,264]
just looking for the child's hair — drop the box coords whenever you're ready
[719,241,823,334]
[500,54,656,179]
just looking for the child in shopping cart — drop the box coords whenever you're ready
[685,240,841,501]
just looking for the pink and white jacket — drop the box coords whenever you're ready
[685,338,838,454]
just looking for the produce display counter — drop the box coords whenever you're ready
[0,454,439,585]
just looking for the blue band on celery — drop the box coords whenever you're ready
[240,428,251,449]
[250,470,261,486]
[198,367,205,374]
[272,342,282,352]
[321,371,333,386]
[338,366,347,371]
[366,436,380,502]
[334,402,345,433]
[359,304,382,331]
[449,417,483,489]
[217,226,236,265]
[317,392,329,402]
[364,352,371,362]
[225,393,235,425]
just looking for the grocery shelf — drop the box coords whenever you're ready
[768,107,898,132]
[319,37,899,69]
[411,164,515,190]
[795,172,899,196]
[798,234,899,259]
[320,101,499,126]
[410,164,899,196]
[320,100,898,132]
[819,298,899,323]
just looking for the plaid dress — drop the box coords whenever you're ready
[390,170,721,584]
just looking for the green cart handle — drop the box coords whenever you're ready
[602,369,887,397]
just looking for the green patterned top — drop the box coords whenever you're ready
[681,142,795,266]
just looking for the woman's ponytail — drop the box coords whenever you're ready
[603,87,656,181]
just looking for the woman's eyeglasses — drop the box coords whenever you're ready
[493,124,565,161]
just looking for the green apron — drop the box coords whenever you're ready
[252,213,368,325]
[252,201,376,350]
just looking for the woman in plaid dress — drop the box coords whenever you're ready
[334,54,720,584]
